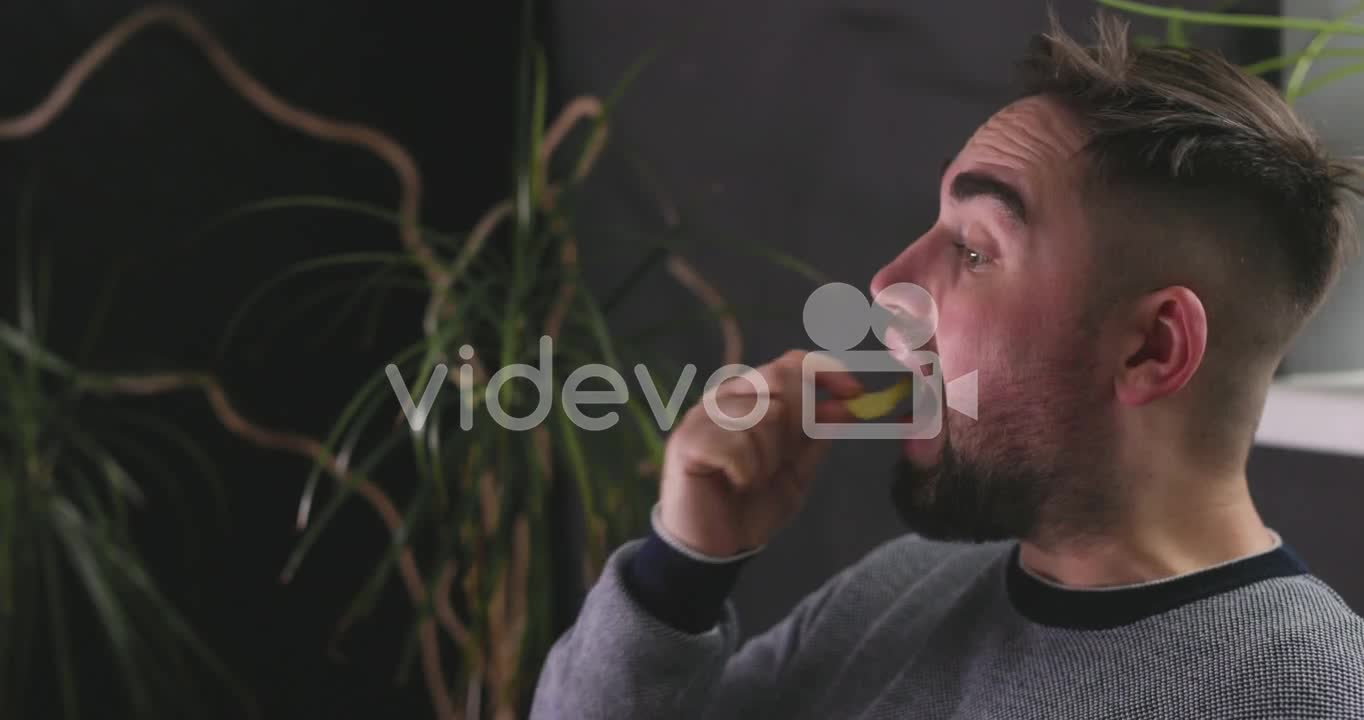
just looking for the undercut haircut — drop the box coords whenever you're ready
[1018,14,1362,365]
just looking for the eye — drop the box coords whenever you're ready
[952,240,990,269]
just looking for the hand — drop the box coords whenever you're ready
[657,350,863,557]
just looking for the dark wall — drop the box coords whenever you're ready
[1248,447,1364,609]
[550,0,1363,638]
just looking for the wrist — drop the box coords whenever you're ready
[622,512,755,633]
[652,503,766,562]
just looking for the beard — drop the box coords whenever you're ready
[891,434,1050,543]
[891,360,1122,545]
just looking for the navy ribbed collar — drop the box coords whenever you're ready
[1005,541,1310,630]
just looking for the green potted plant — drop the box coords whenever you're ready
[0,3,813,717]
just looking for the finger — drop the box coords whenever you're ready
[766,392,853,451]
[813,397,856,425]
[803,352,864,400]
[717,439,763,490]
[815,371,865,401]
[703,393,787,490]
[716,349,807,400]
[693,422,763,490]
[713,364,774,399]
[705,389,771,431]
[727,394,784,484]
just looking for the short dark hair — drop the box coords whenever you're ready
[1018,14,1362,365]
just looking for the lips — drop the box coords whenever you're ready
[882,332,948,464]
[883,325,937,376]
[875,289,949,463]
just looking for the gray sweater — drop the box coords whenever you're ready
[531,533,1364,719]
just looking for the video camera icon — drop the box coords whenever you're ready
[800,282,977,440]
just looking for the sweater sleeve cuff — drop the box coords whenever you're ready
[621,508,758,633]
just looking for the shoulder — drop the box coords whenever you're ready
[1240,575,1364,651]
[777,534,1010,648]
[1218,576,1364,717]
[813,534,1011,613]
[849,533,1012,583]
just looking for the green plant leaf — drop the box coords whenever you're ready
[1296,58,1364,97]
[552,390,596,536]
[0,321,76,378]
[1166,10,1188,47]
[282,434,391,583]
[1242,48,1364,75]
[48,499,148,714]
[37,523,79,720]
[577,294,664,463]
[1098,0,1364,34]
[1284,1,1364,103]
[194,194,460,250]
[291,337,430,537]
[217,251,418,355]
[333,462,432,635]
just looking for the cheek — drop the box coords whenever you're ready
[934,296,1023,381]
[936,292,1085,407]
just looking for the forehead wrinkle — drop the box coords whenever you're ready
[1006,97,1087,145]
[961,100,1088,213]
[975,112,1078,172]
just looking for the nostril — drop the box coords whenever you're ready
[867,278,886,301]
[872,281,939,351]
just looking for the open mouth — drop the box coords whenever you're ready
[845,369,947,461]
[832,365,948,463]
[843,368,942,424]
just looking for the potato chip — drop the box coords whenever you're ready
[844,375,913,420]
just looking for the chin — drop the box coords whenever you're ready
[889,432,1048,544]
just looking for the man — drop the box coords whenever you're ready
[531,16,1364,720]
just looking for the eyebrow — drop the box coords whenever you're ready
[950,171,1028,225]
[941,161,1029,226]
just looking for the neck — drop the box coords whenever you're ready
[1017,467,1274,589]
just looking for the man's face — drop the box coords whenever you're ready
[869,96,1121,543]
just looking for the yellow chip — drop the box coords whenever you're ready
[844,376,913,420]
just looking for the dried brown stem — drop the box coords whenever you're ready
[426,199,512,383]
[92,372,460,720]
[595,119,745,368]
[2,6,723,718]
[433,563,476,657]
[665,256,743,366]
[418,619,460,720]
[538,96,606,186]
[0,4,441,287]
[426,95,604,386]
[543,232,579,342]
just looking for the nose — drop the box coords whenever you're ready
[869,227,937,303]
[869,229,942,352]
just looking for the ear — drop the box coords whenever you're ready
[1114,286,1208,407]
